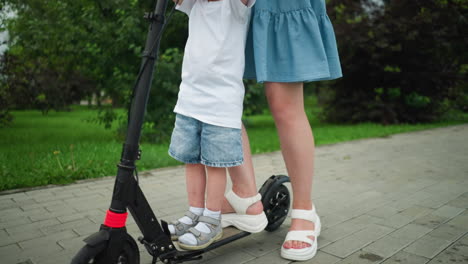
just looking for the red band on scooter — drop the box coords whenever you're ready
[104,210,128,228]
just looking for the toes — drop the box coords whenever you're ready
[292,240,299,249]
[284,240,314,249]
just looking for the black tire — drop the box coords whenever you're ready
[71,234,140,264]
[263,184,290,232]
[71,243,106,264]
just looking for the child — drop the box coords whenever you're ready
[167,0,255,250]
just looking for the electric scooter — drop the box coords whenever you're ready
[70,1,291,263]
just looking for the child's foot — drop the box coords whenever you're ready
[168,207,203,240]
[178,210,223,250]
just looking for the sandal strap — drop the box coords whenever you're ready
[284,230,316,245]
[198,215,221,226]
[188,227,202,237]
[226,190,262,214]
[291,207,318,223]
[170,211,199,231]
[184,211,199,221]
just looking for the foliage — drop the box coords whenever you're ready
[2,0,172,109]
[325,0,468,124]
[141,48,183,143]
[1,53,94,113]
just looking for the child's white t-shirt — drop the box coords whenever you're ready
[173,0,255,129]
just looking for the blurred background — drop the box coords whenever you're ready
[0,0,467,191]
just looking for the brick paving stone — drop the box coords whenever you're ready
[20,202,43,212]
[427,233,468,264]
[0,217,32,230]
[0,199,16,210]
[19,230,77,250]
[445,214,468,230]
[29,208,77,222]
[202,249,255,264]
[0,229,44,246]
[403,234,453,259]
[428,223,466,242]
[234,236,282,257]
[431,205,465,218]
[0,244,22,261]
[57,235,88,250]
[41,218,93,235]
[339,250,386,264]
[302,251,342,264]
[389,224,433,241]
[322,224,394,258]
[412,214,448,229]
[19,242,64,261]
[319,220,367,243]
[447,192,468,209]
[56,208,104,223]
[365,235,417,259]
[381,251,430,264]
[243,249,290,264]
[7,218,60,235]
[366,206,400,219]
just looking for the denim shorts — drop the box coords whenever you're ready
[168,114,243,168]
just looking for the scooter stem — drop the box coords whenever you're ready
[110,0,169,213]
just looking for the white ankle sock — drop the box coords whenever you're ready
[179,209,221,245]
[168,207,204,235]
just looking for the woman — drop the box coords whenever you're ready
[223,0,342,261]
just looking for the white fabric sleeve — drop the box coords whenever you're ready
[176,0,196,16]
[230,0,256,23]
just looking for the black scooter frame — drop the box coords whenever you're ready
[71,0,290,263]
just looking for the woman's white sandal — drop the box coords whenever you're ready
[221,190,268,233]
[280,207,321,261]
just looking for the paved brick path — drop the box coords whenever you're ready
[1,125,467,264]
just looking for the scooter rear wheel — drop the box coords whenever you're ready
[260,175,291,232]
[71,233,140,264]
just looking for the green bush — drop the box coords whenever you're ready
[324,0,468,124]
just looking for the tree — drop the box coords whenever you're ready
[325,0,468,124]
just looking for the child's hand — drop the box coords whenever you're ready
[173,0,183,5]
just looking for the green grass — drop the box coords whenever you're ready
[1,103,467,192]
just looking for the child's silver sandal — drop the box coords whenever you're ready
[170,211,200,240]
[178,216,223,250]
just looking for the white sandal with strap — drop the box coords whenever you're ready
[280,207,321,261]
[221,190,268,233]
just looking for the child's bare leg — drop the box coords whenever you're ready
[186,164,206,208]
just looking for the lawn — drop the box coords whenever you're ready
[1,103,467,192]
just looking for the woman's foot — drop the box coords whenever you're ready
[283,219,316,249]
[221,196,263,215]
[221,190,268,233]
[280,207,321,261]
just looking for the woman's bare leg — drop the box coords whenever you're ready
[205,166,228,212]
[223,125,263,215]
[265,82,316,250]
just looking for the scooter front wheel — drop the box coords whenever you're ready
[71,233,140,264]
